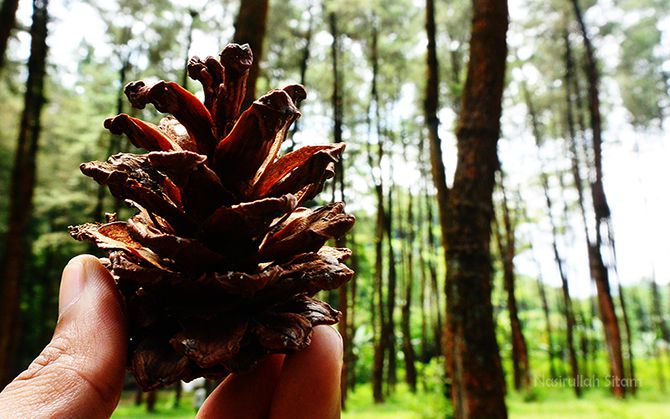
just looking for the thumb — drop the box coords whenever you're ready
[0,255,127,419]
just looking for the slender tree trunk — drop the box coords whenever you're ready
[384,181,398,393]
[0,0,20,69]
[493,173,530,391]
[146,390,157,412]
[416,138,431,362]
[400,186,418,392]
[329,12,344,204]
[445,1,509,417]
[651,279,670,343]
[424,0,449,260]
[564,29,596,382]
[95,53,130,220]
[569,0,626,397]
[651,278,670,392]
[233,0,269,109]
[181,9,198,90]
[418,133,444,362]
[367,22,386,403]
[522,80,581,397]
[134,387,143,406]
[424,0,447,365]
[531,249,557,379]
[0,0,49,387]
[328,11,349,408]
[425,184,443,357]
[615,277,636,394]
[287,5,314,151]
[576,308,590,379]
[346,232,359,392]
[173,381,182,408]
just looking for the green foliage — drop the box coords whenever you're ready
[617,15,667,128]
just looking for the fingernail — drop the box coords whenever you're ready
[58,258,88,317]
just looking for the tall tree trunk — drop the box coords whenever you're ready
[425,183,443,357]
[563,29,595,382]
[576,307,590,379]
[146,390,157,412]
[0,0,49,387]
[424,0,447,368]
[384,181,398,393]
[287,5,314,151]
[181,9,198,90]
[522,80,581,397]
[418,202,430,362]
[416,134,432,362]
[233,0,269,109]
[0,0,20,69]
[445,1,509,417]
[569,0,626,397]
[328,11,349,408]
[493,173,530,391]
[95,52,130,220]
[651,279,670,343]
[329,12,344,204]
[531,248,557,379]
[616,279,636,394]
[400,185,418,392]
[346,232,359,392]
[650,279,668,392]
[418,133,444,362]
[173,381,182,408]
[367,22,386,403]
[424,0,449,262]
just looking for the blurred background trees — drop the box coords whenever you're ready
[1,0,669,416]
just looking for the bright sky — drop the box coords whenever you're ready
[12,0,670,297]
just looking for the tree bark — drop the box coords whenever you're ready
[0,0,49,387]
[493,173,530,391]
[0,0,20,69]
[233,0,269,109]
[569,0,626,397]
[445,1,509,417]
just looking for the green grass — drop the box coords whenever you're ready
[113,382,669,418]
[508,386,670,419]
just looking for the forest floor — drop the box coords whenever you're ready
[112,383,670,418]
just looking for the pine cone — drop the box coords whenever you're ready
[69,43,355,391]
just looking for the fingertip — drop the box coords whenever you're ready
[269,325,342,419]
[311,325,344,366]
[197,354,285,419]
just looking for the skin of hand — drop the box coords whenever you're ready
[0,255,342,419]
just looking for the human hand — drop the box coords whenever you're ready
[0,255,342,419]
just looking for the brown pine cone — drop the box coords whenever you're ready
[69,43,354,391]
